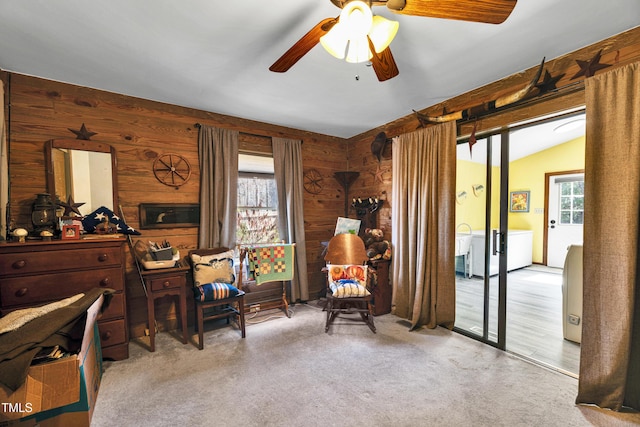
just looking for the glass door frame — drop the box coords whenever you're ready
[453,129,509,351]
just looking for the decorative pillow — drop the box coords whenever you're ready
[82,206,141,235]
[191,250,236,286]
[193,283,240,302]
[327,264,370,298]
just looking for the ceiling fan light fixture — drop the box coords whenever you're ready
[320,1,398,64]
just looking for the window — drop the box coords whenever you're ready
[236,154,280,244]
[559,180,584,225]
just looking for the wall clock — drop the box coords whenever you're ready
[303,169,323,194]
[153,153,192,188]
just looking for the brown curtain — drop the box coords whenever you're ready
[272,137,309,302]
[197,125,238,249]
[577,61,640,411]
[390,122,456,330]
[0,81,8,241]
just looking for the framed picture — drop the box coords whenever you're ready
[509,191,530,212]
[139,203,200,229]
[61,224,80,240]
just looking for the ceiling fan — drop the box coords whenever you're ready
[269,0,518,81]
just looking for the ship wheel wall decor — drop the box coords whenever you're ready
[303,168,324,194]
[153,153,192,188]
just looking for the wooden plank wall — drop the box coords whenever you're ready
[2,73,347,338]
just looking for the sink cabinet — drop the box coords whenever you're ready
[470,230,533,277]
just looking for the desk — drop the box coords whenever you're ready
[141,263,190,352]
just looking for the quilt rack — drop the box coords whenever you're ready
[237,242,296,318]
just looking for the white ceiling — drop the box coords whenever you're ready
[0,1,638,139]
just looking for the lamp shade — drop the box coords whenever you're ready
[341,1,373,38]
[369,15,399,53]
[320,22,349,59]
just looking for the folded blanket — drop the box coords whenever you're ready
[0,293,84,335]
[0,288,113,391]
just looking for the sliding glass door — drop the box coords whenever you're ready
[454,110,584,375]
[454,132,507,349]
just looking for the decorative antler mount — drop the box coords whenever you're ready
[415,57,546,125]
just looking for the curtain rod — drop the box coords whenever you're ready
[194,122,268,139]
[194,123,303,144]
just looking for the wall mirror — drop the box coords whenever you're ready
[45,139,119,216]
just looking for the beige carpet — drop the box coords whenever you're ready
[92,301,640,426]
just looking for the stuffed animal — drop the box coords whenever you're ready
[363,228,391,260]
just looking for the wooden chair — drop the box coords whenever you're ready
[324,234,376,333]
[188,247,246,350]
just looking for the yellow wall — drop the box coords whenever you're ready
[509,136,585,263]
[455,159,489,231]
[456,136,585,263]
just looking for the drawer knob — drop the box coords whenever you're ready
[12,260,26,269]
[16,287,28,297]
[102,331,112,341]
[163,280,171,288]
[98,253,109,262]
[100,277,112,287]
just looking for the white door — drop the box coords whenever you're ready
[547,173,584,268]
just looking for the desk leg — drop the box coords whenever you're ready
[147,296,156,352]
[180,287,188,344]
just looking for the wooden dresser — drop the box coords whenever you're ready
[0,237,129,360]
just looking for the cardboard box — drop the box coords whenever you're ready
[0,295,104,426]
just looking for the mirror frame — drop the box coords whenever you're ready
[45,139,119,213]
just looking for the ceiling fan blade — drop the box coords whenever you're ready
[367,37,399,82]
[387,0,518,24]
[269,17,338,73]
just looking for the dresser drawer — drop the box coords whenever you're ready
[101,292,125,321]
[98,318,127,347]
[149,274,185,292]
[0,267,124,307]
[0,246,122,276]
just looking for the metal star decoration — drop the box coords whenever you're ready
[68,123,97,140]
[371,164,387,184]
[571,50,611,80]
[58,195,85,217]
[535,70,565,94]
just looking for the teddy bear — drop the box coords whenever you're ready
[363,228,391,260]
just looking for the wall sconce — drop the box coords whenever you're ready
[320,1,399,64]
[472,184,485,197]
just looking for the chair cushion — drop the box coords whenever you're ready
[193,283,240,302]
[191,250,236,286]
[327,264,370,298]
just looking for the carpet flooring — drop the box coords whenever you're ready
[91,301,640,427]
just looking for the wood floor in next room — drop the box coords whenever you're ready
[455,265,581,375]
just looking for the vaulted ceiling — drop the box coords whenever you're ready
[0,0,638,139]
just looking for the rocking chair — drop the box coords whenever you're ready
[324,233,376,333]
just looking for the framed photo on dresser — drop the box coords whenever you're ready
[61,224,80,240]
